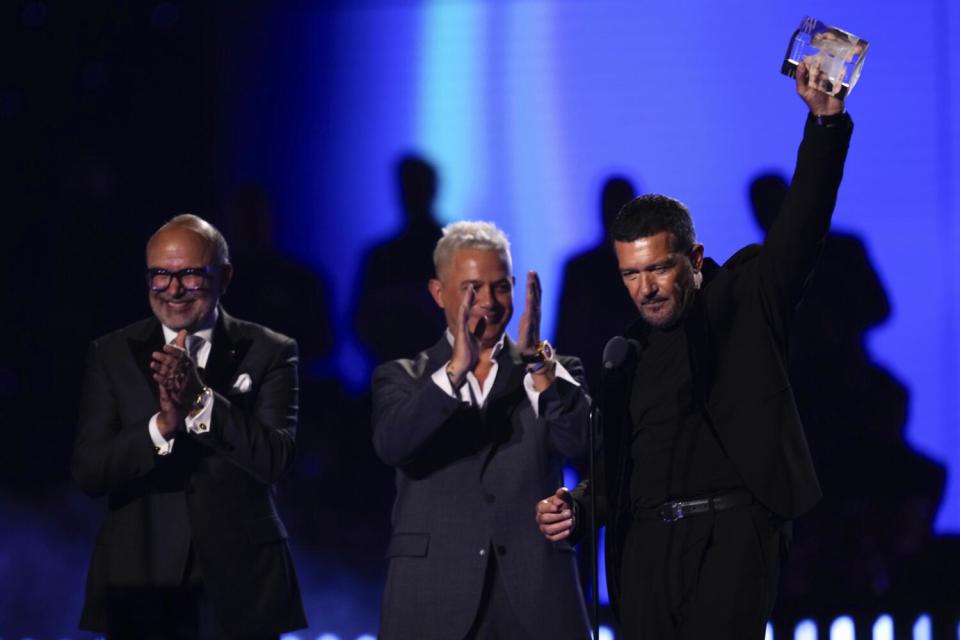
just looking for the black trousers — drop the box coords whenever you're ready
[618,504,784,640]
[105,545,279,640]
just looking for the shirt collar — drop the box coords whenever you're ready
[444,328,506,362]
[161,307,218,346]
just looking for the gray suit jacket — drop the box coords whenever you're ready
[373,334,591,639]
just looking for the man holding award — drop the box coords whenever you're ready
[537,58,855,639]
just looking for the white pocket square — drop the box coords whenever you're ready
[231,373,253,393]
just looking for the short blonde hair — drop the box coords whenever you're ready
[433,221,512,279]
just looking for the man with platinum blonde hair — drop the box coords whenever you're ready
[373,220,591,639]
[432,220,513,279]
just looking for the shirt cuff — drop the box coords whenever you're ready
[431,362,470,402]
[148,413,175,456]
[185,389,214,435]
[523,361,580,418]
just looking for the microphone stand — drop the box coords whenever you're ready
[588,405,601,640]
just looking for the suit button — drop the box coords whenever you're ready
[484,493,495,504]
[496,545,507,556]
[479,548,486,556]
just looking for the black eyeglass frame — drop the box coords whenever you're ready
[146,267,215,292]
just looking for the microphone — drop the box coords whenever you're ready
[602,336,640,374]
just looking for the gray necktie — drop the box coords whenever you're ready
[186,334,205,366]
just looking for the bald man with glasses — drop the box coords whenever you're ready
[71,214,306,639]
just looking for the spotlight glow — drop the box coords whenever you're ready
[872,614,893,640]
[830,616,855,640]
[795,619,818,640]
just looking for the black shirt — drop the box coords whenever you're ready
[628,318,743,508]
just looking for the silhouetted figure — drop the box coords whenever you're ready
[220,186,389,561]
[555,176,639,392]
[354,154,445,365]
[222,185,334,373]
[748,172,948,616]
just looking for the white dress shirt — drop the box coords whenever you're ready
[430,330,579,417]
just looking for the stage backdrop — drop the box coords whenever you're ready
[220,0,960,533]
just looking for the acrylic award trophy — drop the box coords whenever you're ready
[781,17,868,98]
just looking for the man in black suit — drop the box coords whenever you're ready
[72,214,306,639]
[537,62,854,638]
[373,221,591,639]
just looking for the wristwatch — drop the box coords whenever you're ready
[191,386,212,413]
[521,340,554,364]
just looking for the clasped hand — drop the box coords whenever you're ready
[150,330,204,437]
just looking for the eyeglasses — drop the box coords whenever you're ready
[146,267,213,292]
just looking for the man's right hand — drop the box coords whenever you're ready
[536,487,575,542]
[447,285,483,387]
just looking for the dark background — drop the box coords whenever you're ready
[2,2,958,639]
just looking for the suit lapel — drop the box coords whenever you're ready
[485,336,525,407]
[684,285,714,410]
[127,320,164,401]
[423,335,453,378]
[204,310,253,396]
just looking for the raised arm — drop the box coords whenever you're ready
[760,60,854,333]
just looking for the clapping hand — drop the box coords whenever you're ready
[447,286,485,388]
[151,330,204,436]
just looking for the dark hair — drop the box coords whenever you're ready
[611,194,696,254]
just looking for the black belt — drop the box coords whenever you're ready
[633,490,754,523]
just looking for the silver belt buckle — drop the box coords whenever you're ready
[659,500,686,523]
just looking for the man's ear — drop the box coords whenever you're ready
[220,264,234,295]
[689,244,705,272]
[428,278,444,309]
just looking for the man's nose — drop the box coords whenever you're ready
[639,274,658,298]
[169,277,187,296]
[474,285,494,308]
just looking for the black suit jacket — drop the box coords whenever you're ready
[575,113,854,616]
[71,309,306,635]
[372,335,592,640]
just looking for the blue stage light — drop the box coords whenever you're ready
[795,619,817,640]
[563,465,579,491]
[830,616,855,640]
[872,614,893,640]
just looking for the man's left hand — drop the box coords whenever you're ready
[517,271,556,390]
[517,270,542,354]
